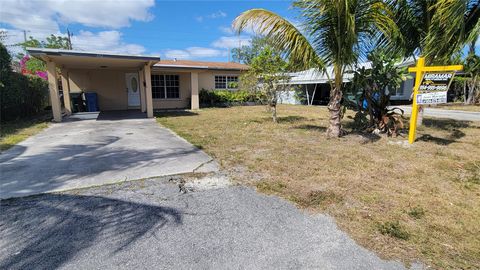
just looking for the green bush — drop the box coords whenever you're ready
[378,220,410,240]
[199,89,265,106]
[0,43,48,122]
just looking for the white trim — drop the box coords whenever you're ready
[151,74,181,99]
[214,74,239,90]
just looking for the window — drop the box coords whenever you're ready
[151,74,180,99]
[215,75,238,90]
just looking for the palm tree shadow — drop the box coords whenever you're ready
[0,194,182,269]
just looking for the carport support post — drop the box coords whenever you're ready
[144,64,154,118]
[60,69,72,115]
[191,72,199,110]
[139,68,146,113]
[46,60,62,122]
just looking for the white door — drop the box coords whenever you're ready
[126,73,140,107]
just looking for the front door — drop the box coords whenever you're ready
[126,73,140,107]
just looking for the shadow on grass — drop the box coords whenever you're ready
[0,193,182,269]
[343,131,383,144]
[416,129,466,145]
[0,113,50,138]
[294,124,327,132]
[422,118,474,130]
[154,110,199,118]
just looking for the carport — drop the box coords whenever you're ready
[27,48,160,122]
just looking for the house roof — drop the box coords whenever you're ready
[154,60,249,71]
[287,58,416,85]
[27,47,160,61]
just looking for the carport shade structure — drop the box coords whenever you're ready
[27,48,162,122]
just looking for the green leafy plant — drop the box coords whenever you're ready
[199,89,264,106]
[348,50,410,137]
[408,206,426,219]
[378,220,410,240]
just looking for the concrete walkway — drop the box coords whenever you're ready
[393,106,480,121]
[0,111,217,199]
[0,176,422,270]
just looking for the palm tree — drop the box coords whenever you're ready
[233,0,400,137]
[393,0,480,64]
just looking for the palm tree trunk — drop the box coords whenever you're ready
[326,66,343,138]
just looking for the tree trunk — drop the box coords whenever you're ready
[305,85,310,105]
[326,66,343,138]
[271,104,277,123]
[464,80,468,104]
[417,106,424,127]
[467,76,477,104]
[311,84,317,106]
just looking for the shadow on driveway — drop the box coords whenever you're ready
[0,135,201,198]
[0,194,182,270]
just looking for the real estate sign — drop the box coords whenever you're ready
[407,58,463,144]
[416,72,455,105]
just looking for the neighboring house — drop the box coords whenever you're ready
[280,59,415,105]
[27,48,248,122]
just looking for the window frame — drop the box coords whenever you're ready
[214,75,239,90]
[151,74,180,99]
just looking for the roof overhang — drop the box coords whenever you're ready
[153,64,248,72]
[27,47,160,69]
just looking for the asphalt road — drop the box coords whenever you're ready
[0,175,421,270]
[393,106,480,121]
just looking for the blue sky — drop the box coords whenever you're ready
[1,0,476,61]
[0,0,294,61]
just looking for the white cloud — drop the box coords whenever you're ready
[72,30,146,55]
[0,0,153,56]
[219,26,234,34]
[212,36,251,49]
[0,0,155,29]
[196,10,227,22]
[164,47,227,60]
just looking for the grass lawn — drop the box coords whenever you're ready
[1,114,50,151]
[157,105,480,269]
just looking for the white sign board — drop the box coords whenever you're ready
[416,92,448,105]
[417,72,455,105]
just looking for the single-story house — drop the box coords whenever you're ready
[280,59,416,105]
[27,48,248,122]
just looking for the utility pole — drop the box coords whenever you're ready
[23,30,27,42]
[66,29,73,49]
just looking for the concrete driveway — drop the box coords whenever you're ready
[0,111,217,199]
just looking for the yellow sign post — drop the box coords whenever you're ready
[407,58,463,144]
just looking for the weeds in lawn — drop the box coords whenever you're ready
[256,181,287,193]
[408,206,426,219]
[290,190,343,209]
[378,220,410,240]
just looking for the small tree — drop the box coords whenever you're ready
[17,35,71,77]
[464,53,480,104]
[348,51,409,136]
[231,36,270,65]
[241,47,289,122]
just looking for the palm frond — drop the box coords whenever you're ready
[232,8,323,71]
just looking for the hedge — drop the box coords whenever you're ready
[0,43,49,122]
[199,89,265,106]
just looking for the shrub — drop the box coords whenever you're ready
[199,89,264,106]
[0,43,49,122]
